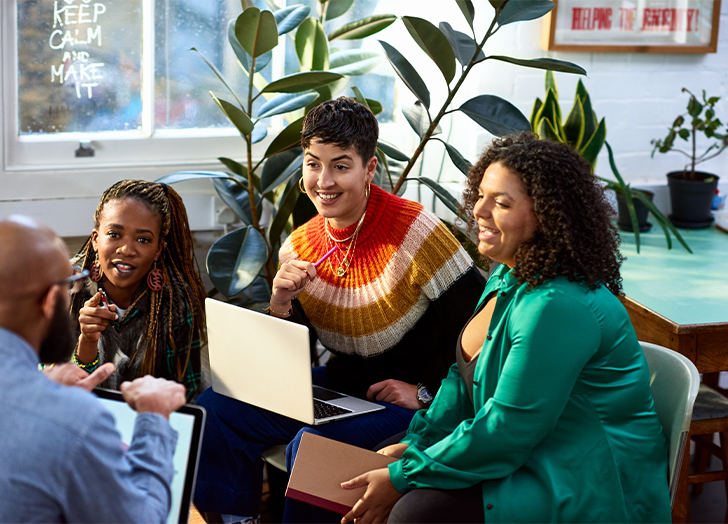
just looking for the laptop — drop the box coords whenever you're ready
[205,298,384,425]
[93,388,206,524]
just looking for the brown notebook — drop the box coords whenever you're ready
[285,432,398,515]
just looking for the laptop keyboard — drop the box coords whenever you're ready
[314,399,352,420]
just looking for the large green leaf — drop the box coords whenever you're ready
[579,117,606,166]
[402,103,441,138]
[251,122,268,144]
[217,157,255,189]
[268,172,302,249]
[497,0,554,27]
[155,171,232,185]
[207,226,268,298]
[366,98,383,115]
[530,98,543,129]
[261,72,344,94]
[235,8,279,58]
[487,56,586,75]
[264,116,305,158]
[379,40,430,108]
[329,50,383,76]
[412,177,467,220]
[377,139,409,161]
[191,47,244,107]
[328,14,397,41]
[459,95,531,137]
[296,18,329,72]
[456,0,475,32]
[227,19,272,74]
[440,140,473,176]
[261,150,303,195]
[212,96,254,136]
[350,86,370,108]
[576,79,596,140]
[402,16,456,84]
[545,69,558,99]
[257,92,319,119]
[322,0,355,21]
[535,88,562,130]
[274,5,310,35]
[439,22,484,67]
[212,177,262,225]
[563,97,585,149]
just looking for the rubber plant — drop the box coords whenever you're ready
[156,0,397,306]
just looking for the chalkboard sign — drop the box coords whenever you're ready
[18,0,143,134]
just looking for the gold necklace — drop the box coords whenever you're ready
[325,212,366,277]
[324,210,367,243]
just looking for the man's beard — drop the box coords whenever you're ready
[39,297,76,364]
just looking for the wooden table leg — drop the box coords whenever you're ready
[672,432,692,523]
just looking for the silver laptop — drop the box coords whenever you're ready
[205,298,384,425]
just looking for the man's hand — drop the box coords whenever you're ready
[377,443,409,460]
[43,362,115,392]
[120,376,186,420]
[341,468,403,524]
[366,379,421,410]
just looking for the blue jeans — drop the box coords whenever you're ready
[193,367,416,517]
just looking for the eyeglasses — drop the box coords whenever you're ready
[56,269,90,295]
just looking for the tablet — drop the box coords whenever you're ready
[93,388,206,524]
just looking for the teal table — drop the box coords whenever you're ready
[619,224,728,372]
[620,225,728,523]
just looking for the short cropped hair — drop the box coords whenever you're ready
[301,96,379,165]
[461,132,624,295]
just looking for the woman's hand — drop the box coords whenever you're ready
[77,291,117,362]
[341,468,403,524]
[377,443,409,460]
[367,379,421,410]
[270,260,316,314]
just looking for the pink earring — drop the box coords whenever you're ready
[90,252,103,282]
[147,261,165,292]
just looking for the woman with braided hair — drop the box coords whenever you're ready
[69,179,207,401]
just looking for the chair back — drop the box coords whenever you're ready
[640,341,700,508]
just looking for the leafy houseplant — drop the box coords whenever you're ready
[162,0,591,307]
[651,88,727,228]
[531,71,690,253]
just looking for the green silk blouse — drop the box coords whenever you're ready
[389,264,672,522]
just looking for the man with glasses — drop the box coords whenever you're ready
[0,215,187,523]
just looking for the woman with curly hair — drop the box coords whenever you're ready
[340,133,672,523]
[70,180,207,401]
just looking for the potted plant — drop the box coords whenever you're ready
[651,88,727,228]
[531,72,690,252]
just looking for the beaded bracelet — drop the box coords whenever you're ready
[264,303,292,318]
[72,349,100,373]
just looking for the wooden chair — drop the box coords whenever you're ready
[686,382,728,523]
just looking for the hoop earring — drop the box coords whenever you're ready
[147,261,166,292]
[90,252,103,282]
[298,177,307,194]
[365,181,371,200]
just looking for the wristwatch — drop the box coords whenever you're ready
[416,383,434,405]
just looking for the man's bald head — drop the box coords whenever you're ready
[0,216,70,300]
[0,216,72,350]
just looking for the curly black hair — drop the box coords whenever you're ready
[461,132,624,295]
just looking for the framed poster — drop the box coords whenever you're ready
[542,0,721,53]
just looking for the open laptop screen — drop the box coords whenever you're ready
[93,388,206,524]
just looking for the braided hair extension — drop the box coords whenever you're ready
[73,180,207,380]
[461,132,624,295]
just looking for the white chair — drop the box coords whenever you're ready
[640,341,700,507]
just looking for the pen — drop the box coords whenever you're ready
[314,246,339,268]
[99,289,110,309]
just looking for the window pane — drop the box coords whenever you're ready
[18,0,143,134]
[154,0,240,130]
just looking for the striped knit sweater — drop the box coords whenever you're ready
[279,184,485,398]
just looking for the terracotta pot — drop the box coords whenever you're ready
[667,171,719,228]
[617,190,654,232]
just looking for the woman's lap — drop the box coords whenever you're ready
[389,484,485,524]
[193,366,417,517]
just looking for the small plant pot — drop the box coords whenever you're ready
[617,190,654,232]
[667,171,719,228]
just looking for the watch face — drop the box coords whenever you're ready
[418,385,433,403]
